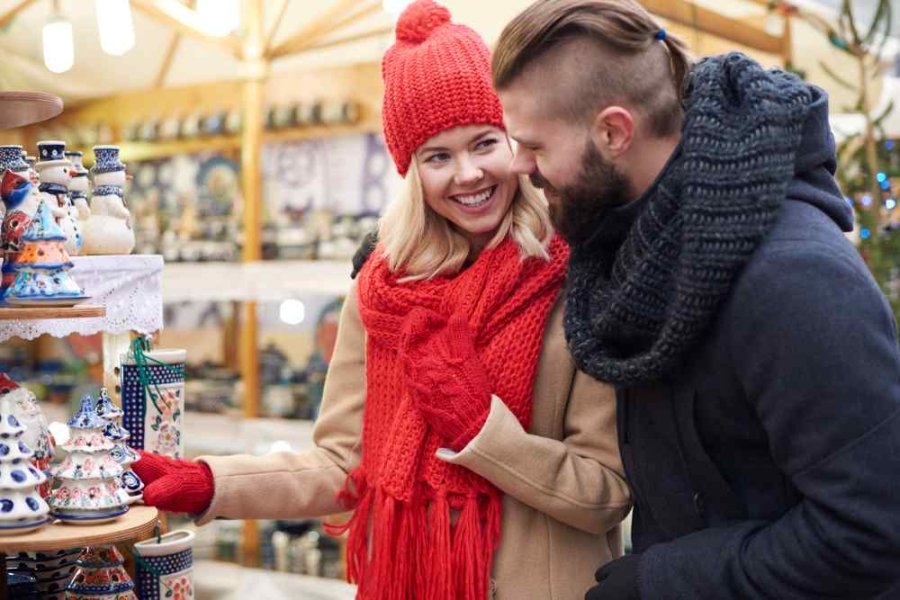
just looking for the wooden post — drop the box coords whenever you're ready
[239,0,265,569]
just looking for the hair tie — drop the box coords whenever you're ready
[654,28,667,42]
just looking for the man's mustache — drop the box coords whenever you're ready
[529,172,552,190]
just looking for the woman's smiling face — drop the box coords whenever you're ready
[414,124,517,253]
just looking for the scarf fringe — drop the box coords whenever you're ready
[329,475,502,600]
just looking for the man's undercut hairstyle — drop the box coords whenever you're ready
[493,0,692,137]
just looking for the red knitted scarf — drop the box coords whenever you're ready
[333,236,568,600]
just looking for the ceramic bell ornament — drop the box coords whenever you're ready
[65,150,90,249]
[96,388,143,505]
[68,545,138,600]
[83,145,134,255]
[0,396,51,535]
[5,198,88,307]
[34,140,81,256]
[48,395,127,524]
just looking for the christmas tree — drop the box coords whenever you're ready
[5,199,85,306]
[96,388,144,505]
[68,545,138,599]
[0,396,50,535]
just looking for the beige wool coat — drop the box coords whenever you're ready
[197,281,631,599]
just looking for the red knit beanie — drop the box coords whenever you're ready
[381,0,506,176]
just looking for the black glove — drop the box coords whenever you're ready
[585,554,641,600]
[351,230,379,279]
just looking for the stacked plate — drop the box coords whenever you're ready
[6,548,81,599]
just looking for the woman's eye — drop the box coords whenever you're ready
[476,138,498,150]
[425,152,450,163]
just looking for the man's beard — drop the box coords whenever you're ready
[531,140,632,246]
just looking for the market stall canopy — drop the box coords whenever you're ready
[0,0,889,102]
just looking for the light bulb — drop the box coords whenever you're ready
[196,0,239,36]
[279,299,306,326]
[42,17,74,74]
[96,0,136,56]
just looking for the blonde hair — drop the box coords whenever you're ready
[378,161,553,281]
[493,0,692,137]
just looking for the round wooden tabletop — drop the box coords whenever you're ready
[0,506,159,553]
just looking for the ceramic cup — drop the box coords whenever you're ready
[134,529,195,600]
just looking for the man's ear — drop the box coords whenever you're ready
[590,106,634,159]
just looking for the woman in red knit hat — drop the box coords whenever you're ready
[135,2,630,598]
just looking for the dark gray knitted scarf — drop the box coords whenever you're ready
[565,53,816,387]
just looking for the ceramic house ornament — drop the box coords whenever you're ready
[48,395,127,524]
[5,199,88,307]
[96,388,143,505]
[83,146,134,255]
[68,545,138,599]
[0,396,51,535]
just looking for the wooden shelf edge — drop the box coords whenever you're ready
[0,506,159,553]
[0,305,106,321]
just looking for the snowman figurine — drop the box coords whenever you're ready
[83,146,134,255]
[34,141,80,256]
[65,150,90,251]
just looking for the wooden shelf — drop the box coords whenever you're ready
[0,305,105,321]
[0,506,159,553]
[119,122,379,162]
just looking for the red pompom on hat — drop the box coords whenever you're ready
[381,0,505,176]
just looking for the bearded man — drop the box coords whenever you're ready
[493,1,900,598]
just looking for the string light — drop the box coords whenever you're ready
[861,195,873,207]
[861,227,872,240]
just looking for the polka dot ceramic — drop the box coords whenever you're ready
[120,349,186,459]
[134,529,195,600]
[0,396,50,534]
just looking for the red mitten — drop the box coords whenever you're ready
[401,309,493,451]
[133,451,214,515]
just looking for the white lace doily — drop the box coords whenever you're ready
[0,254,164,342]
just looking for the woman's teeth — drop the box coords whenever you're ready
[452,186,495,207]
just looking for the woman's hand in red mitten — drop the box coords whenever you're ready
[400,308,493,451]
[133,450,214,515]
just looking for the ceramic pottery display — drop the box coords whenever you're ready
[7,548,81,598]
[83,146,134,255]
[134,529,195,600]
[67,545,137,599]
[95,389,143,505]
[0,396,50,535]
[5,199,88,307]
[0,168,39,296]
[120,349,186,458]
[0,373,54,498]
[8,570,38,598]
[35,141,80,256]
[48,395,127,524]
[65,151,91,248]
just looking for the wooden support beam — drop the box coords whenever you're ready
[154,32,182,89]
[267,0,369,60]
[0,0,37,30]
[306,25,394,54]
[263,0,291,55]
[132,0,242,57]
[642,0,783,55]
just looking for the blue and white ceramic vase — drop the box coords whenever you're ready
[0,396,50,535]
[134,529,195,600]
[47,395,127,524]
[120,349,186,459]
[96,388,143,504]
